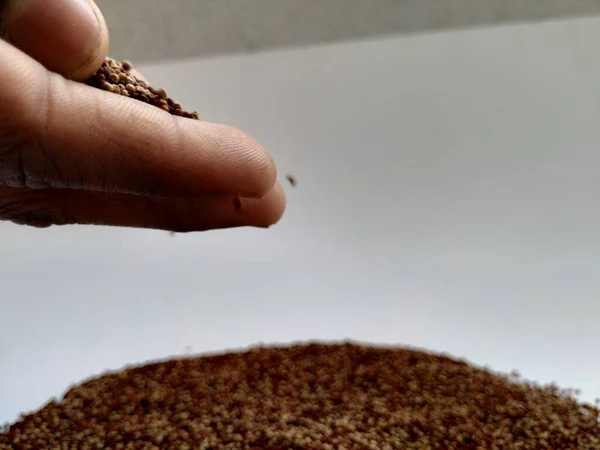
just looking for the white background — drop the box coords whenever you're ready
[2,16,600,423]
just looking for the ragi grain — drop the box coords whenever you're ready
[1,343,599,449]
[85,57,199,119]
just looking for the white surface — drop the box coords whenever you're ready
[2,16,600,423]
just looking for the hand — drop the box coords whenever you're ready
[0,0,285,231]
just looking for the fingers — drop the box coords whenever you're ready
[0,40,278,199]
[0,0,109,80]
[0,2,285,231]
[0,182,286,231]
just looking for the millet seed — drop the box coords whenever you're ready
[286,174,297,187]
[84,57,199,120]
[1,342,599,449]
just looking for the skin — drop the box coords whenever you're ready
[0,0,286,232]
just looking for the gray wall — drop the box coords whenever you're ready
[99,0,600,63]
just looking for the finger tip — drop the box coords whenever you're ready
[267,182,287,226]
[209,123,278,198]
[67,1,109,81]
[241,181,286,228]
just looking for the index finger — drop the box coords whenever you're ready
[0,41,277,199]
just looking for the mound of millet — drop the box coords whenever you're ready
[1,343,599,449]
[84,57,199,119]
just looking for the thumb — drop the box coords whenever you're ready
[0,0,109,80]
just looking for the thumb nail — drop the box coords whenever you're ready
[4,0,105,80]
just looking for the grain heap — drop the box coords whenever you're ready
[84,58,199,119]
[1,343,599,449]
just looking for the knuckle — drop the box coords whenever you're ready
[0,135,64,190]
[0,69,66,190]
[0,136,42,189]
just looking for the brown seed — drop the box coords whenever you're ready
[156,88,168,100]
[1,343,599,449]
[83,58,199,120]
[286,174,297,187]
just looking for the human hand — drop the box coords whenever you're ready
[0,0,285,231]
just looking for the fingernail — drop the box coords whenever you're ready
[5,0,101,77]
